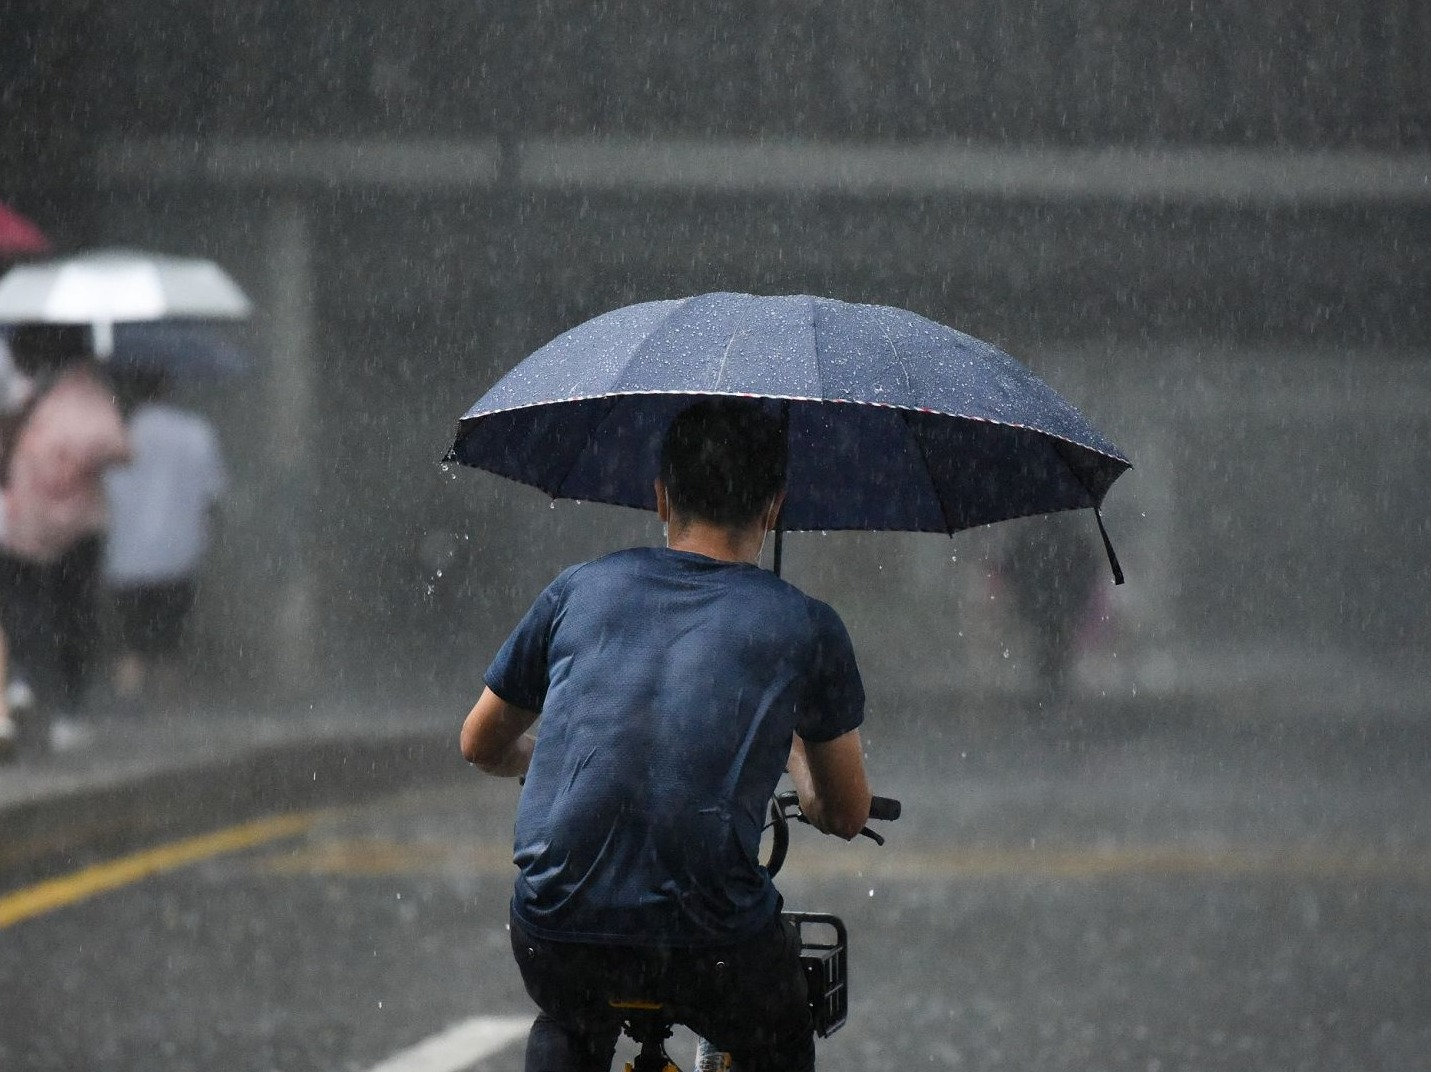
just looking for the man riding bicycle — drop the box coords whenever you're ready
[461,398,873,1072]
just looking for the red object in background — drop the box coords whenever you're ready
[0,201,51,257]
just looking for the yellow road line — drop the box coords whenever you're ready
[0,812,319,930]
[258,838,515,876]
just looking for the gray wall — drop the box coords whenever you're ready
[88,181,1430,712]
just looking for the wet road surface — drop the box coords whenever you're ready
[2,700,1429,1071]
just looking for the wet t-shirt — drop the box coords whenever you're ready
[485,546,864,946]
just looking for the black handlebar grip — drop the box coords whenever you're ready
[868,796,902,821]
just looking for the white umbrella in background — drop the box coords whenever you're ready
[0,249,251,355]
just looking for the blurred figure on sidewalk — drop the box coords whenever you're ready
[995,512,1102,712]
[103,367,227,712]
[0,324,131,757]
[0,334,13,756]
[0,208,54,756]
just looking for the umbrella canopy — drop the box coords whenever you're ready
[0,249,251,326]
[0,202,50,258]
[450,292,1131,578]
[110,321,251,379]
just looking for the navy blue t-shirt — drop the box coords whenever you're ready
[484,546,865,947]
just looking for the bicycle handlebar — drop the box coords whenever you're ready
[765,790,901,878]
[867,796,902,822]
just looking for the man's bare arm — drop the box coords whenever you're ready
[787,730,872,840]
[460,687,539,777]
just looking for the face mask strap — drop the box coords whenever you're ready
[768,497,784,576]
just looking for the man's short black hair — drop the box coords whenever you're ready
[659,398,787,528]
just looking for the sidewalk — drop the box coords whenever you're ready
[0,698,462,874]
[3,651,1425,877]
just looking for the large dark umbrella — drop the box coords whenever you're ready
[449,292,1131,580]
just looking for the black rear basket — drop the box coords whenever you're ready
[784,911,848,1037]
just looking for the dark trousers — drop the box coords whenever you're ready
[510,909,815,1072]
[111,579,197,655]
[0,536,102,710]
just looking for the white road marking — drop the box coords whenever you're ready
[361,1015,531,1072]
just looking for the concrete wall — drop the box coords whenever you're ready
[86,173,1430,712]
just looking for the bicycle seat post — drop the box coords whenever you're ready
[612,1000,677,1072]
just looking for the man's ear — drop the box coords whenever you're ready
[766,489,788,531]
[654,478,670,523]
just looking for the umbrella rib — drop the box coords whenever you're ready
[547,395,626,500]
[1048,437,1106,504]
[811,297,825,399]
[895,408,959,537]
[612,294,705,393]
[876,314,912,392]
[714,330,743,390]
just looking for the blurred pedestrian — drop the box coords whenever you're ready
[0,536,11,757]
[0,323,131,755]
[996,512,1102,710]
[0,208,54,754]
[103,367,227,711]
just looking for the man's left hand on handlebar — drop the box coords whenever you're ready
[785,731,872,840]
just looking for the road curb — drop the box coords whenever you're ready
[0,727,469,875]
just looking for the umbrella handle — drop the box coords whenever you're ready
[93,321,114,359]
[1095,508,1125,585]
[773,399,790,578]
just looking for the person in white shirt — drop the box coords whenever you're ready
[103,369,227,708]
